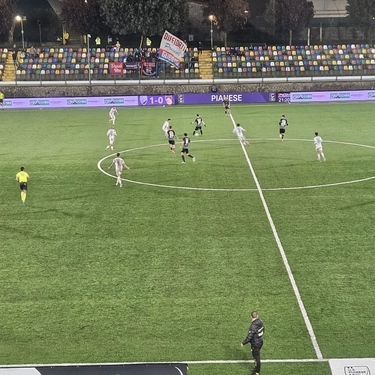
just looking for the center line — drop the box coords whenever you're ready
[229,114,323,360]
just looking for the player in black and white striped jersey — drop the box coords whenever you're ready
[166,125,178,154]
[181,133,195,163]
[279,114,288,141]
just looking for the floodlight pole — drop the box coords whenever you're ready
[87,34,91,84]
[209,15,214,50]
[15,16,25,50]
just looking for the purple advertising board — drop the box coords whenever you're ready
[2,95,175,109]
[176,92,275,104]
[290,90,375,103]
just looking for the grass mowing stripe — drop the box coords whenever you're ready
[228,113,324,360]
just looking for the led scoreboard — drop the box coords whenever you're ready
[138,95,175,106]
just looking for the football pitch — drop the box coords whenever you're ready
[0,101,374,375]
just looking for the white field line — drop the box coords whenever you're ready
[229,114,323,360]
[97,139,375,192]
[0,358,330,367]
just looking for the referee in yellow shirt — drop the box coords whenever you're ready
[16,167,30,204]
[0,91,4,108]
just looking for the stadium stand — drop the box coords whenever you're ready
[0,48,8,81]
[12,43,375,81]
[15,46,200,81]
[212,44,375,78]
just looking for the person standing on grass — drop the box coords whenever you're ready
[279,114,288,141]
[16,167,30,205]
[223,96,231,116]
[105,126,117,151]
[241,311,265,375]
[162,118,171,138]
[233,123,249,145]
[166,125,178,154]
[314,132,326,162]
[109,106,118,125]
[192,114,206,137]
[108,152,130,187]
[181,133,195,163]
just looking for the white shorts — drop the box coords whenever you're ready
[109,137,115,144]
[316,146,323,152]
[115,168,122,176]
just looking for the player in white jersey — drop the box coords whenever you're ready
[162,118,171,137]
[105,126,117,150]
[108,152,130,187]
[109,106,118,125]
[314,132,326,161]
[233,123,249,145]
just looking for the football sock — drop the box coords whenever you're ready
[181,155,185,162]
[21,192,26,202]
[321,152,325,160]
[188,155,194,158]
[317,154,321,160]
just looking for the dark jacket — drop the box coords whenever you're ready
[242,318,264,347]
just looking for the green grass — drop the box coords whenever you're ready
[0,102,375,374]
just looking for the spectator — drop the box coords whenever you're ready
[29,46,36,59]
[198,41,203,55]
[12,45,18,68]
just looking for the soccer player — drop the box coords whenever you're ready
[233,123,249,145]
[16,167,30,205]
[0,91,4,108]
[166,125,178,154]
[108,152,130,187]
[191,114,206,136]
[109,106,118,125]
[314,132,326,161]
[223,96,231,116]
[162,118,171,138]
[279,114,288,141]
[105,126,117,151]
[241,311,265,375]
[181,133,195,163]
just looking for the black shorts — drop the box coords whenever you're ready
[20,182,27,191]
[194,126,202,131]
[0,99,3,104]
[279,128,286,134]
[181,148,189,154]
[168,140,175,145]
[225,105,230,110]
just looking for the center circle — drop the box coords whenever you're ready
[97,138,375,191]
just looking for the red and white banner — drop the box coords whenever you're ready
[109,62,123,75]
[158,30,187,69]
